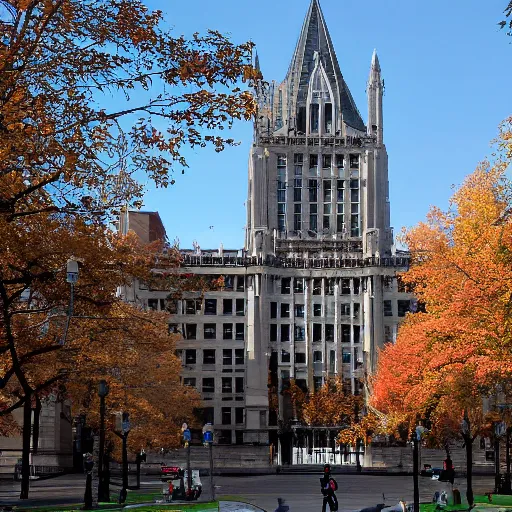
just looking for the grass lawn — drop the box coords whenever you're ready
[474,495,512,506]
[419,504,467,512]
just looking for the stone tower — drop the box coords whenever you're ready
[246,0,393,261]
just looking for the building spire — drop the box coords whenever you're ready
[371,48,380,71]
[254,51,260,72]
[367,49,383,144]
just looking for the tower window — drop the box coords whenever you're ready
[349,154,359,168]
[277,154,287,167]
[322,154,332,169]
[309,154,318,169]
[324,103,333,133]
[310,104,319,133]
[308,179,318,202]
[336,154,345,168]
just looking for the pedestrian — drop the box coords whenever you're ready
[275,497,290,512]
[320,464,338,512]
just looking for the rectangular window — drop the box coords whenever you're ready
[223,349,233,366]
[281,303,290,318]
[223,299,233,315]
[337,214,345,232]
[314,377,323,391]
[385,325,393,343]
[277,154,287,167]
[337,180,345,201]
[342,349,351,363]
[205,299,217,315]
[236,276,245,292]
[278,214,286,232]
[295,304,304,318]
[329,350,336,374]
[235,349,244,365]
[223,323,233,340]
[313,351,322,362]
[336,154,345,168]
[294,187,301,202]
[326,278,335,295]
[322,154,332,168]
[235,407,244,425]
[313,278,322,295]
[202,378,214,393]
[323,214,330,230]
[277,190,286,202]
[398,300,410,317]
[236,298,245,316]
[309,179,318,202]
[384,300,393,317]
[353,278,360,295]
[148,298,158,311]
[340,303,350,316]
[222,407,231,425]
[313,323,322,342]
[350,154,359,168]
[281,278,291,294]
[351,188,360,203]
[204,323,216,340]
[224,275,234,290]
[281,350,291,363]
[294,153,304,164]
[185,324,197,340]
[313,304,322,316]
[311,104,319,132]
[203,349,216,365]
[310,215,317,232]
[281,324,290,342]
[235,377,244,393]
[325,324,334,342]
[294,325,305,341]
[183,377,196,388]
[294,213,302,231]
[323,180,332,202]
[235,323,244,340]
[323,203,332,215]
[354,325,361,343]
[351,215,359,237]
[185,349,196,365]
[353,303,360,318]
[270,324,277,342]
[270,302,278,319]
[168,323,179,334]
[310,154,318,168]
[294,278,304,293]
[295,352,306,364]
[222,377,233,393]
[341,325,351,343]
[185,300,197,315]
[341,279,351,295]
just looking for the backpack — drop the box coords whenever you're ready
[330,478,338,491]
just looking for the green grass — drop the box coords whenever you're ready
[475,495,512,506]
[420,504,467,512]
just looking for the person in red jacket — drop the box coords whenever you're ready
[320,464,338,512]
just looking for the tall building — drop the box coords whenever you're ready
[128,0,412,464]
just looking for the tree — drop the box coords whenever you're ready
[0,0,258,220]
[500,2,512,35]
[371,117,512,506]
[0,212,199,497]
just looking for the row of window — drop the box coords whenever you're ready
[384,299,412,318]
[185,376,244,394]
[181,323,245,340]
[184,348,245,366]
[278,153,360,170]
[270,302,360,319]
[181,298,245,316]
[279,348,360,366]
[270,324,361,343]
[277,277,361,295]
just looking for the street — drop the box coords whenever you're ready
[0,473,495,511]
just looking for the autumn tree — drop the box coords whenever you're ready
[0,0,258,220]
[371,117,512,506]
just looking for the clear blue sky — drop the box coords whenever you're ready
[141,0,511,249]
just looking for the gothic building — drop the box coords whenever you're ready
[127,0,412,464]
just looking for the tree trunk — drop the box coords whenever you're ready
[506,429,511,494]
[20,393,32,499]
[465,434,474,507]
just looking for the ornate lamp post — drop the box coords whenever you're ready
[119,412,131,504]
[97,380,109,502]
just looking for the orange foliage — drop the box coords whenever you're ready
[371,117,512,442]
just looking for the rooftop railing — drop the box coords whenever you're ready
[257,134,376,148]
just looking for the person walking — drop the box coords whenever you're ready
[275,497,290,512]
[320,464,338,512]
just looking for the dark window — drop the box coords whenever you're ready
[205,299,217,315]
[341,325,351,343]
[281,350,290,363]
[313,351,322,362]
[277,154,287,166]
[185,300,197,314]
[313,323,322,342]
[235,349,244,365]
[235,407,244,425]
[281,303,290,318]
[326,278,335,295]
[329,351,336,374]
[235,377,244,393]
[204,323,216,339]
[294,278,304,293]
[270,324,277,342]
[294,325,305,341]
[168,323,180,334]
[202,378,214,393]
[183,377,196,387]
[325,324,334,342]
[313,278,322,295]
[167,299,178,314]
[322,154,332,168]
[185,324,197,340]
[336,154,345,168]
[314,377,323,391]
[270,302,278,318]
[295,153,304,164]
[398,300,410,317]
[310,154,318,168]
[337,180,345,201]
[218,430,232,445]
[223,299,233,315]
[281,324,290,342]
[295,304,304,318]
[309,183,318,205]
[223,323,233,340]
[222,407,231,425]
[235,430,244,444]
[384,300,393,317]
[313,304,322,317]
[323,180,332,202]
[281,278,291,294]
[342,350,351,363]
[341,279,351,295]
[222,377,232,393]
[350,154,359,168]
[224,276,234,290]
[354,325,361,343]
[223,349,232,366]
[294,188,302,202]
[235,323,244,340]
[236,276,245,292]
[295,352,306,364]
[185,350,196,364]
[340,303,350,316]
[148,298,158,311]
[353,278,360,295]
[203,349,216,365]
[236,298,245,316]
[353,303,360,318]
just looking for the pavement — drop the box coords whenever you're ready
[0,472,497,512]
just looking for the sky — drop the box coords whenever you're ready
[139,0,511,249]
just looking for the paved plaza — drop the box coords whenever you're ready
[0,473,496,511]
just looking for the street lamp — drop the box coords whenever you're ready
[61,258,79,345]
[97,380,109,503]
[119,412,131,504]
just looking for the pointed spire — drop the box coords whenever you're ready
[371,48,381,72]
[283,0,365,133]
[254,51,260,72]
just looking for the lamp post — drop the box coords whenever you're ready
[97,380,109,503]
[494,421,506,493]
[119,412,131,504]
[413,425,427,512]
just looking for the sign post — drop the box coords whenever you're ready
[182,423,192,496]
[202,423,214,501]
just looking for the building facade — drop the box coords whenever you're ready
[126,0,413,464]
